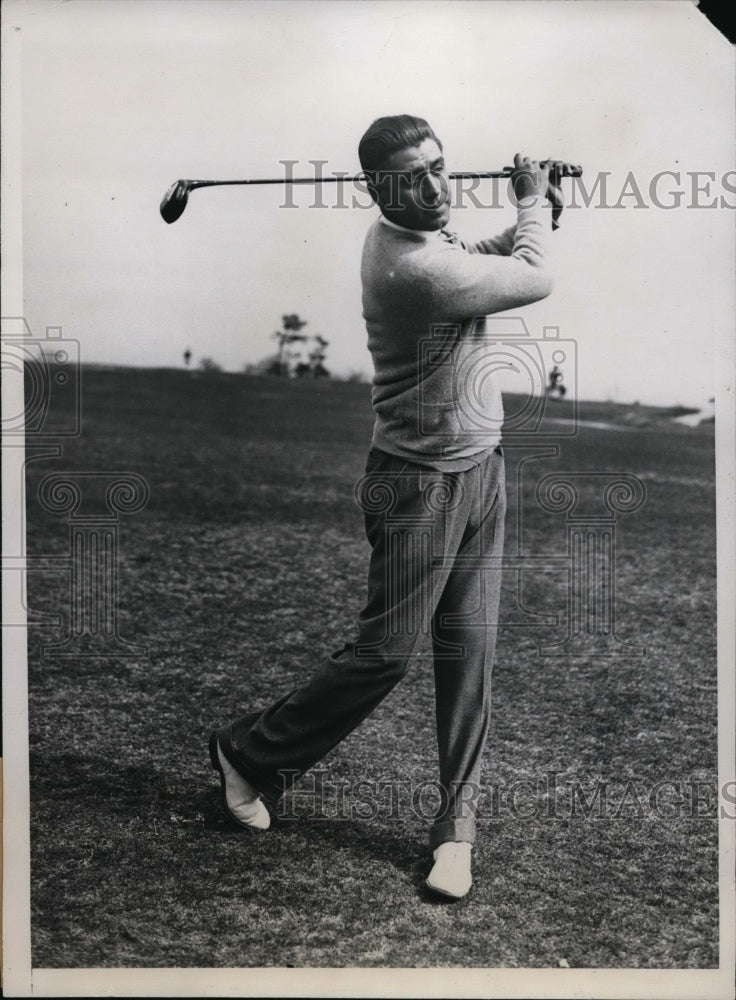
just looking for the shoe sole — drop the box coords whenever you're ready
[424,878,470,901]
[209,730,268,831]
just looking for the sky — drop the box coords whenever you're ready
[5,0,735,406]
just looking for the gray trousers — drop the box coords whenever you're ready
[216,444,506,847]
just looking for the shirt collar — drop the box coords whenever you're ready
[379,214,442,239]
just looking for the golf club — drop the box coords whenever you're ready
[159,164,583,223]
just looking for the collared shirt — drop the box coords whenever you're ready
[379,214,461,245]
[379,214,443,239]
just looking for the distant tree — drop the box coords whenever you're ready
[272,313,309,375]
[183,348,192,367]
[296,334,330,378]
[254,315,334,378]
[199,356,222,373]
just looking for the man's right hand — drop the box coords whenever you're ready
[511,153,551,205]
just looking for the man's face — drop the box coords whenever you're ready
[375,137,450,231]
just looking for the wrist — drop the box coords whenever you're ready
[517,194,551,211]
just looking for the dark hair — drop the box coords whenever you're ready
[358,114,442,176]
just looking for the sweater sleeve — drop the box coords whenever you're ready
[416,202,554,321]
[467,226,517,256]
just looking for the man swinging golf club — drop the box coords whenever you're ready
[210,114,572,899]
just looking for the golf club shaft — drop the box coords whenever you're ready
[179,167,581,189]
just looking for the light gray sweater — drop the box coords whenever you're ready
[361,201,554,470]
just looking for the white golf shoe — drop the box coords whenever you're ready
[209,732,271,831]
[425,841,472,899]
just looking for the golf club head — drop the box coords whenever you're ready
[160,180,190,223]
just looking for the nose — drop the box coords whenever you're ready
[419,172,444,205]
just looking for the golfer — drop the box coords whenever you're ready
[211,114,567,899]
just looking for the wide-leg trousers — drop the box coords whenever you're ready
[216,444,506,847]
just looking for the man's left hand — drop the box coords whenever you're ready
[541,160,579,230]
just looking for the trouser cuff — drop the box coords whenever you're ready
[215,722,285,804]
[429,816,476,849]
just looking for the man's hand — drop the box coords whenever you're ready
[541,160,581,230]
[510,153,551,205]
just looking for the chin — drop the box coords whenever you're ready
[424,211,449,231]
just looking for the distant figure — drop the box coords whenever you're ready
[547,364,566,398]
[183,348,192,367]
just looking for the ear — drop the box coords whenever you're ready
[362,171,381,205]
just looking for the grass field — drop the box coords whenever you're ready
[25,367,718,969]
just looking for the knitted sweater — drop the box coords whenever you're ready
[361,200,554,471]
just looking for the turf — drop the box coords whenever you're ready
[25,368,718,968]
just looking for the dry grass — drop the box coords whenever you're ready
[26,369,718,968]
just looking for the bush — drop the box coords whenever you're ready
[199,357,223,373]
